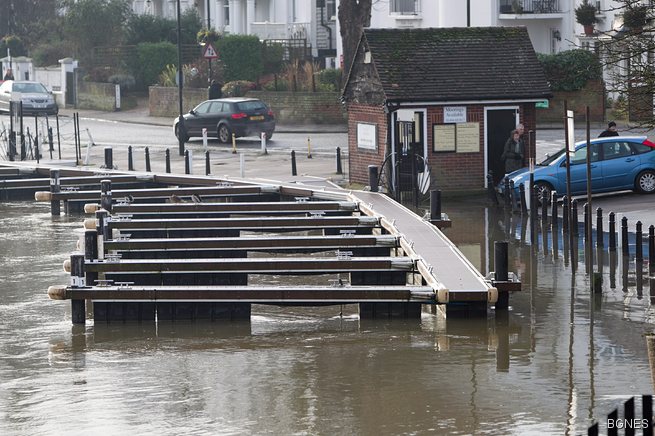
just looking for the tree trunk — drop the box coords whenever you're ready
[338,0,372,74]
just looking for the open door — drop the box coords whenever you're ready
[391,109,427,206]
[486,108,519,185]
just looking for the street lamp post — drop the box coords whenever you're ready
[176,0,185,156]
[207,0,212,81]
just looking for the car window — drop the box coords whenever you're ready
[633,143,655,154]
[194,101,212,114]
[601,142,633,160]
[209,102,223,113]
[236,101,266,111]
[570,144,600,165]
[12,83,47,93]
[0,81,10,93]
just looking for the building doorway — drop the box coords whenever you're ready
[485,107,519,185]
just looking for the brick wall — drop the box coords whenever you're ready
[248,91,346,124]
[77,82,117,111]
[347,103,387,186]
[537,80,605,123]
[149,86,208,117]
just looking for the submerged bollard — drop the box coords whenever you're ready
[70,253,86,325]
[127,145,134,171]
[100,179,112,213]
[291,150,297,176]
[205,150,211,175]
[104,147,113,169]
[494,241,509,282]
[504,178,511,208]
[336,147,343,175]
[487,173,498,205]
[50,169,60,216]
[96,209,110,245]
[368,165,379,193]
[165,148,171,173]
[550,191,558,225]
[571,199,579,236]
[622,216,629,257]
[596,207,604,248]
[509,180,516,211]
[145,147,151,172]
[609,212,617,251]
[562,195,569,233]
[519,183,527,213]
[541,190,548,224]
[636,221,643,263]
[647,334,655,394]
[430,189,442,221]
[649,225,654,275]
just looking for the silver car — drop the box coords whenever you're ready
[0,80,59,116]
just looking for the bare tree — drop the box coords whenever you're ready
[338,0,372,73]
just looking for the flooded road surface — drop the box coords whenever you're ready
[0,201,653,435]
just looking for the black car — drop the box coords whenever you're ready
[174,97,275,144]
[0,80,59,116]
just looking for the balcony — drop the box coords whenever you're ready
[499,0,563,17]
[250,22,310,41]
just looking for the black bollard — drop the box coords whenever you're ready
[48,126,54,154]
[583,202,589,245]
[649,225,654,275]
[550,191,558,226]
[50,169,60,216]
[621,216,629,257]
[96,209,110,244]
[430,190,442,221]
[205,151,211,175]
[165,148,171,173]
[504,178,511,208]
[541,189,548,224]
[70,253,86,325]
[519,183,527,213]
[84,230,98,261]
[494,241,509,281]
[571,199,579,236]
[596,208,603,248]
[145,147,151,172]
[104,147,113,169]
[128,145,134,171]
[336,146,343,175]
[509,180,516,211]
[368,165,379,193]
[100,179,112,213]
[609,212,616,251]
[184,150,190,174]
[291,150,297,176]
[636,221,643,263]
[562,195,569,233]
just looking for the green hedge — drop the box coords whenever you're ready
[216,35,263,82]
[537,49,603,92]
[132,42,177,89]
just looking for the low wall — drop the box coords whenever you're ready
[149,86,208,117]
[77,81,117,111]
[536,81,605,124]
[148,87,347,124]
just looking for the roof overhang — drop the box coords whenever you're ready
[386,97,552,108]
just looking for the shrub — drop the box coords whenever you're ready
[316,68,342,92]
[108,74,136,92]
[216,35,263,82]
[222,80,256,97]
[31,40,69,67]
[0,35,27,58]
[537,49,602,92]
[126,14,175,45]
[262,42,285,75]
[575,1,597,26]
[197,28,221,44]
[132,42,177,88]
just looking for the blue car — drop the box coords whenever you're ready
[498,136,655,203]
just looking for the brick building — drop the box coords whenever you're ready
[343,27,552,194]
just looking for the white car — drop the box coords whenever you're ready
[0,80,59,116]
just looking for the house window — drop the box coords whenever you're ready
[223,0,229,26]
[327,0,336,20]
[390,0,420,15]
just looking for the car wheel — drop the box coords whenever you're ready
[175,124,188,143]
[265,131,274,140]
[535,181,553,205]
[635,169,655,194]
[218,124,231,144]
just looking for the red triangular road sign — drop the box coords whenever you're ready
[203,43,218,59]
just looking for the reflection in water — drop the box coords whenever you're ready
[0,201,653,435]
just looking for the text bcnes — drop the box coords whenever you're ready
[607,418,650,429]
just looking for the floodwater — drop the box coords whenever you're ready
[0,200,653,436]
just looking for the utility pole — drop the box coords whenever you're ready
[176,0,185,156]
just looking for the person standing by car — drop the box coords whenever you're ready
[208,80,222,100]
[3,68,14,81]
[501,129,524,175]
[598,121,619,137]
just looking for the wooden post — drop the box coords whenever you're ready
[50,169,60,216]
[70,253,86,324]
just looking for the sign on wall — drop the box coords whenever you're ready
[444,106,467,123]
[357,123,377,150]
[432,122,480,153]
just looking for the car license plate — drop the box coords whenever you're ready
[250,115,264,121]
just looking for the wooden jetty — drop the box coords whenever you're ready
[0,162,517,324]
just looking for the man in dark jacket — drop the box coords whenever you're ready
[208,80,222,100]
[599,121,619,137]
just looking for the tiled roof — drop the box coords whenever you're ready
[362,27,552,102]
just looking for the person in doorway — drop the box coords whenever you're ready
[208,80,222,100]
[599,121,619,137]
[3,68,14,80]
[501,129,524,175]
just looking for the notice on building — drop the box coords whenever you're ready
[357,123,377,150]
[433,124,456,152]
[443,106,467,123]
[456,122,480,153]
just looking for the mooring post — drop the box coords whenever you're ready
[609,212,617,251]
[504,178,511,208]
[636,221,643,263]
[622,216,629,257]
[48,126,54,155]
[84,229,98,287]
[649,225,654,276]
[50,169,60,216]
[127,145,134,171]
[562,195,569,233]
[70,253,86,325]
[100,179,112,213]
[291,150,297,176]
[624,398,635,436]
[368,165,379,193]
[165,148,171,173]
[583,202,589,246]
[205,150,211,175]
[95,209,109,254]
[184,150,190,174]
[494,241,509,310]
[541,190,548,224]
[596,208,604,248]
[430,189,442,221]
[519,183,527,213]
[145,147,151,172]
[336,146,343,175]
[104,147,113,169]
[571,199,579,236]
[551,192,559,231]
[643,395,653,436]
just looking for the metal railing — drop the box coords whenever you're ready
[498,0,561,14]
[390,0,421,15]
